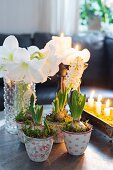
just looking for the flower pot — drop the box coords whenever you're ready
[46,120,64,143]
[63,128,92,155]
[16,122,25,143]
[24,135,53,162]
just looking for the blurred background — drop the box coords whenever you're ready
[0,0,113,34]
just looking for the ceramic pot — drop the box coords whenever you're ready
[63,128,92,155]
[16,122,25,143]
[47,120,64,143]
[24,135,53,162]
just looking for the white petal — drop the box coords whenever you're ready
[3,35,19,51]
[27,46,39,55]
[81,49,90,62]
[28,60,47,83]
[13,48,30,62]
[42,62,59,77]
[6,63,24,81]
[0,46,10,63]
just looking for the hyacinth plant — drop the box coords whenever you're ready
[15,94,43,126]
[63,90,91,132]
[62,56,91,132]
[16,94,53,138]
[45,40,90,124]
[46,89,72,123]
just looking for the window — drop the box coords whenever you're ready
[80,0,113,30]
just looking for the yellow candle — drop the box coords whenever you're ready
[104,99,110,116]
[88,90,95,108]
[96,95,102,115]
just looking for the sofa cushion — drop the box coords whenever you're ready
[104,36,113,89]
[36,86,57,105]
[0,86,4,111]
[33,33,52,48]
[0,34,32,48]
[73,32,107,88]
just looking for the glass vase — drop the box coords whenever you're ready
[4,78,35,134]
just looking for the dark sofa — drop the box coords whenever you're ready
[0,31,113,111]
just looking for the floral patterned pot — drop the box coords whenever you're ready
[24,135,53,162]
[16,122,25,143]
[46,120,64,143]
[63,128,92,155]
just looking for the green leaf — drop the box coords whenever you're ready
[44,119,50,134]
[68,90,86,120]
[35,105,43,124]
[28,94,35,122]
[54,89,68,112]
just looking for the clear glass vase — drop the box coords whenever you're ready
[4,78,35,134]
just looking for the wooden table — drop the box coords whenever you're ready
[0,105,113,170]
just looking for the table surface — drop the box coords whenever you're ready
[0,105,113,170]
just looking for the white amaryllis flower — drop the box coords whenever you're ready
[0,35,19,77]
[63,48,90,65]
[41,41,61,77]
[6,48,46,83]
[44,40,90,65]
[27,46,39,55]
[64,57,85,91]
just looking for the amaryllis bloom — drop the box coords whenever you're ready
[27,46,39,55]
[0,35,19,77]
[44,40,90,65]
[63,48,90,65]
[41,41,61,77]
[6,48,46,83]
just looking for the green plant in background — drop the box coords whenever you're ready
[80,0,113,25]
[63,90,91,132]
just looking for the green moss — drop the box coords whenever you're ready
[46,110,72,123]
[63,121,91,133]
[15,111,27,122]
[23,126,54,138]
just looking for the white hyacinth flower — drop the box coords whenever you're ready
[64,57,85,91]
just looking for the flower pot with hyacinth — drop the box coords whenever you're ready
[63,90,92,156]
[22,94,54,162]
[46,89,72,143]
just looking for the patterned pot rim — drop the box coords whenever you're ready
[63,128,92,135]
[24,134,53,141]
